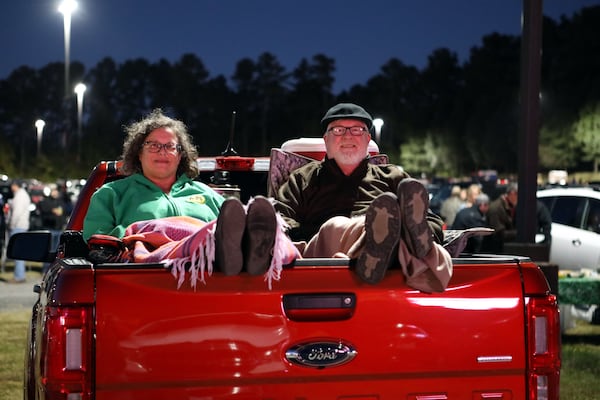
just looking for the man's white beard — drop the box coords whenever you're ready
[336,151,366,166]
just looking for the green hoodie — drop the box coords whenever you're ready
[83,173,224,241]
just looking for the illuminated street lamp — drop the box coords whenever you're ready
[35,119,46,156]
[74,82,86,163]
[372,118,384,144]
[58,0,77,99]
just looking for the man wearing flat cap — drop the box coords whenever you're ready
[274,103,453,293]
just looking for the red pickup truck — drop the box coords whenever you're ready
[9,148,561,400]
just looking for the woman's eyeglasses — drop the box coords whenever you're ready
[143,141,181,154]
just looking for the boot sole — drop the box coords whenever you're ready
[215,198,246,275]
[398,179,434,259]
[244,197,277,275]
[355,193,401,284]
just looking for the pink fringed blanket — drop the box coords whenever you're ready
[120,211,298,289]
[121,216,216,288]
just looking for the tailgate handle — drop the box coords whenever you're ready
[283,293,356,321]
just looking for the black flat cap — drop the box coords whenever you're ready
[321,103,373,130]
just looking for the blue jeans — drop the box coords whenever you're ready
[9,228,27,280]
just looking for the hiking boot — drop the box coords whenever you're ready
[397,178,434,258]
[355,193,401,284]
[215,197,246,275]
[244,196,277,275]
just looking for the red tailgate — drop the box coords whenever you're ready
[94,260,528,399]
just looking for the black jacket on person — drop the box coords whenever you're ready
[536,200,552,244]
[38,195,66,230]
[483,195,516,253]
[451,204,488,253]
[0,195,6,247]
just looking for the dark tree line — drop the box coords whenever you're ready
[0,6,599,181]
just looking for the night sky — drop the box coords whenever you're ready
[1,0,598,93]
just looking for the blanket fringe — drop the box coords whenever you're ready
[264,198,299,289]
[165,223,216,290]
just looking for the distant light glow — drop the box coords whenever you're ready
[372,118,384,143]
[35,119,45,132]
[74,82,86,96]
[58,0,78,16]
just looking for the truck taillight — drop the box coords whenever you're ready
[526,295,561,400]
[41,306,93,400]
[215,156,255,171]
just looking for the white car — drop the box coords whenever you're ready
[537,186,600,270]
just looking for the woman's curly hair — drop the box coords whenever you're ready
[120,108,199,178]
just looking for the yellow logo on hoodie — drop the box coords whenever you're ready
[187,194,206,204]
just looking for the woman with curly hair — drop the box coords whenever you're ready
[83,108,222,239]
[83,109,296,288]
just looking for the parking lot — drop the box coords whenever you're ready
[0,265,41,312]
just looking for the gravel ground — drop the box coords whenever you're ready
[0,267,42,312]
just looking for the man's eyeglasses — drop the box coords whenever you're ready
[143,141,182,154]
[327,126,369,136]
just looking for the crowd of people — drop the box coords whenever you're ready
[2,181,73,282]
[439,181,552,254]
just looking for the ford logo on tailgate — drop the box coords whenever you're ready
[285,341,357,368]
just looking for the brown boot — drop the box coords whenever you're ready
[355,193,401,284]
[397,178,434,258]
[215,197,246,275]
[244,196,277,275]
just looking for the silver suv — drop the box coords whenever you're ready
[537,186,600,270]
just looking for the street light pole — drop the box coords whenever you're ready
[58,0,77,150]
[517,0,542,243]
[59,0,77,99]
[74,83,86,164]
[35,119,46,156]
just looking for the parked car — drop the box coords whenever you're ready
[537,186,600,270]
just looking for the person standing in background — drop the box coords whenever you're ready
[464,183,482,209]
[39,187,66,231]
[0,193,6,258]
[536,200,552,244]
[440,185,464,227]
[483,183,518,253]
[39,187,67,274]
[451,193,490,253]
[7,180,31,283]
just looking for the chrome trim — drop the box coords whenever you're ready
[477,355,513,363]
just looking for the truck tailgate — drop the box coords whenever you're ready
[94,261,527,399]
